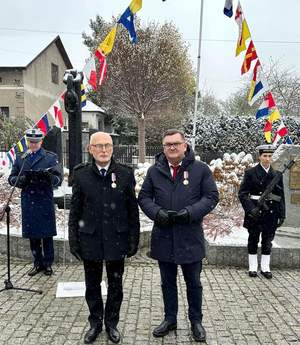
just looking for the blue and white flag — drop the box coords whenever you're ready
[224,0,233,18]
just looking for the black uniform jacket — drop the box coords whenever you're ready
[238,164,285,229]
[68,159,140,261]
[138,147,219,264]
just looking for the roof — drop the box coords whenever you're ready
[82,100,106,114]
[0,35,72,69]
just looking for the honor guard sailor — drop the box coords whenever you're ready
[238,144,285,279]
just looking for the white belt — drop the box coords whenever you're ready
[250,195,260,200]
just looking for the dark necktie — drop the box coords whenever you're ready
[100,168,106,177]
[171,165,180,180]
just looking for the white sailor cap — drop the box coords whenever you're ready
[256,144,276,155]
[25,128,44,142]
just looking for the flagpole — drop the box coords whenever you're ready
[191,0,204,151]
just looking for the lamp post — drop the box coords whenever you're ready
[191,0,204,151]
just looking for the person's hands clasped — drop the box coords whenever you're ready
[173,208,190,225]
[155,209,173,227]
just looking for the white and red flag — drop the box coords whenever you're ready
[49,100,64,128]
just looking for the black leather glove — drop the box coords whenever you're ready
[127,242,138,258]
[70,246,81,261]
[155,209,171,227]
[174,208,190,224]
[17,175,27,188]
[277,218,285,227]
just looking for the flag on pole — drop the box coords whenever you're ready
[273,122,288,145]
[49,100,64,128]
[16,136,28,153]
[7,146,16,165]
[99,26,117,56]
[235,2,251,56]
[118,7,137,43]
[95,49,108,86]
[83,57,97,90]
[263,119,272,143]
[36,113,50,134]
[129,0,142,14]
[255,92,276,119]
[248,60,268,106]
[223,0,233,17]
[241,40,257,74]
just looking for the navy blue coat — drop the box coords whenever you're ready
[68,159,140,261]
[8,148,62,239]
[138,147,219,264]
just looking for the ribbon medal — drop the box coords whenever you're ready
[183,171,189,185]
[111,172,117,188]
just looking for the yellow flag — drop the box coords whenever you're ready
[269,108,281,123]
[129,0,142,14]
[236,19,251,56]
[100,26,117,56]
[264,131,272,143]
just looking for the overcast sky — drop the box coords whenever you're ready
[1,0,300,100]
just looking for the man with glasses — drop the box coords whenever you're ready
[239,144,285,279]
[68,131,140,344]
[8,128,62,276]
[138,129,219,342]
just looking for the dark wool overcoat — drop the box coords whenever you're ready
[8,148,62,238]
[138,147,219,264]
[68,159,140,261]
[238,164,285,230]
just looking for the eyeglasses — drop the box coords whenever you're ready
[90,143,113,150]
[163,142,185,149]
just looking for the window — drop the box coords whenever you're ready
[0,107,9,118]
[51,63,59,84]
[82,122,89,130]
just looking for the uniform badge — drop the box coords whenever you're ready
[183,171,189,185]
[111,172,117,188]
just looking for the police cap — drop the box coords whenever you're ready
[256,144,276,155]
[25,128,44,143]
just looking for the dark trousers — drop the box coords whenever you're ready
[83,259,124,329]
[158,260,203,324]
[248,219,277,255]
[29,237,54,267]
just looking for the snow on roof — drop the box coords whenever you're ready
[82,100,106,113]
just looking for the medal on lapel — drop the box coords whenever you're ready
[183,171,189,185]
[111,172,117,188]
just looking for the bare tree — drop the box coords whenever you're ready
[83,17,194,162]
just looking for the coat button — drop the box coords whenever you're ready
[270,210,273,213]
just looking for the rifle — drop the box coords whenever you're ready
[251,159,297,217]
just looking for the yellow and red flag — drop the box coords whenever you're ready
[241,40,257,74]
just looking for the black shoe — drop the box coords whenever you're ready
[44,266,53,276]
[249,271,257,277]
[106,327,120,343]
[27,266,44,277]
[191,322,206,342]
[84,326,102,344]
[153,320,177,337]
[261,271,272,279]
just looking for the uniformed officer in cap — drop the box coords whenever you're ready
[8,128,62,276]
[238,144,285,279]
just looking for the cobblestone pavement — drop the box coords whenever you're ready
[0,251,299,345]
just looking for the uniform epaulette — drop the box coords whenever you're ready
[74,162,90,170]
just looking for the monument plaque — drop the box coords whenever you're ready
[289,157,300,190]
[291,193,300,205]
